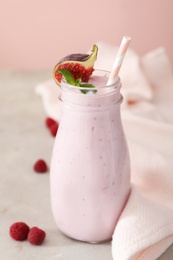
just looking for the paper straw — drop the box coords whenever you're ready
[107,36,131,85]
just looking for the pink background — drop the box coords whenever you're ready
[0,0,173,69]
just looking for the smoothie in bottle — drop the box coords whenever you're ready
[50,40,131,243]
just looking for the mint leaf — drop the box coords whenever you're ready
[58,68,97,94]
[58,68,75,85]
[75,78,82,86]
[80,83,97,94]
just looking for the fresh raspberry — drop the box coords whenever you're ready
[127,99,137,105]
[9,222,30,241]
[49,122,59,137]
[28,227,46,245]
[33,159,48,173]
[45,117,59,137]
[45,117,57,128]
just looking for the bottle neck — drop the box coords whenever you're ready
[60,73,122,109]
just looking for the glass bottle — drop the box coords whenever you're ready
[50,70,131,243]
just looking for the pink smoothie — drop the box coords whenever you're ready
[50,70,131,242]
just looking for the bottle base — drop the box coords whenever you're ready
[59,229,112,244]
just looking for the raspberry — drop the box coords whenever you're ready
[45,117,59,137]
[45,117,57,128]
[9,222,30,241]
[127,99,137,105]
[49,122,59,137]
[33,159,48,173]
[28,227,46,245]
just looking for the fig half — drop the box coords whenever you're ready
[53,44,98,86]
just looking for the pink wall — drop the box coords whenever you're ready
[0,0,173,69]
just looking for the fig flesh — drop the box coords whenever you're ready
[53,44,98,86]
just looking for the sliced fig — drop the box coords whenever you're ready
[53,44,98,86]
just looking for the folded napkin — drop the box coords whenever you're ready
[35,43,173,260]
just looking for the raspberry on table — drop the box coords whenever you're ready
[45,117,57,128]
[49,123,59,137]
[28,227,46,245]
[9,222,30,241]
[45,117,59,137]
[33,159,48,173]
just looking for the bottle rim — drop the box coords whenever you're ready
[60,69,121,92]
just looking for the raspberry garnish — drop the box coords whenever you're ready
[28,227,46,245]
[33,159,48,173]
[49,123,59,137]
[9,222,30,241]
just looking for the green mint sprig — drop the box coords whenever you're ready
[58,68,97,94]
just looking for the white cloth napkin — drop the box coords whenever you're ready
[35,43,173,260]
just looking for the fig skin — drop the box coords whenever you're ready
[58,53,90,63]
[53,45,98,86]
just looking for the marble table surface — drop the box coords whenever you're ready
[0,70,172,260]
